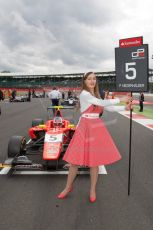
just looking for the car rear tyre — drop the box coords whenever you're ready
[32,118,44,127]
[8,136,26,158]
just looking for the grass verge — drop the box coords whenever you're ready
[133,106,153,119]
[117,103,153,119]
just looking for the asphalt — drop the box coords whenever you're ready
[0,98,153,230]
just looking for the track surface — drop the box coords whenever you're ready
[0,98,153,230]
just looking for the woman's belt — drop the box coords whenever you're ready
[81,113,99,119]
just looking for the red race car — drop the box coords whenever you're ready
[7,106,76,171]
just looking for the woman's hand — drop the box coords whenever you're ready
[119,94,133,103]
[119,93,133,110]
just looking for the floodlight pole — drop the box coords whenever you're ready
[128,91,133,196]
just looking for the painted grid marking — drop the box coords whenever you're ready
[0,158,107,175]
[119,111,153,130]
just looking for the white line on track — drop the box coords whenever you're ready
[0,158,13,175]
[0,165,107,175]
[0,167,12,175]
[118,111,153,130]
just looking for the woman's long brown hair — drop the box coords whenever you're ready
[81,72,100,98]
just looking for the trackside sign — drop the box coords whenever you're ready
[115,44,149,92]
[119,37,143,48]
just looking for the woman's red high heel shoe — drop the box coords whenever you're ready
[89,196,96,203]
[57,187,73,199]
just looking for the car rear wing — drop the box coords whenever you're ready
[47,106,75,120]
[47,106,75,111]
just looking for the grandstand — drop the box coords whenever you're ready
[0,70,153,92]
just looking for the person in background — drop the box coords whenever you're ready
[99,87,104,117]
[99,87,105,100]
[48,87,62,115]
[28,89,31,102]
[105,89,110,99]
[139,92,144,112]
[0,90,4,101]
[68,89,72,99]
[43,90,45,98]
[32,89,35,97]
[62,91,65,100]
[11,90,16,100]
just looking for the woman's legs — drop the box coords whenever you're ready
[89,166,99,198]
[59,164,78,195]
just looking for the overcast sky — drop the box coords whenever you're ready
[0,0,153,74]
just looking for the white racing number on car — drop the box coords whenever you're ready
[44,133,63,143]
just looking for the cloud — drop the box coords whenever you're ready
[0,0,153,73]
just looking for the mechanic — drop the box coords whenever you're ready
[28,89,31,102]
[67,89,72,99]
[48,87,62,115]
[0,90,4,101]
[139,92,144,112]
[62,91,65,100]
[11,90,16,100]
[57,72,131,203]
